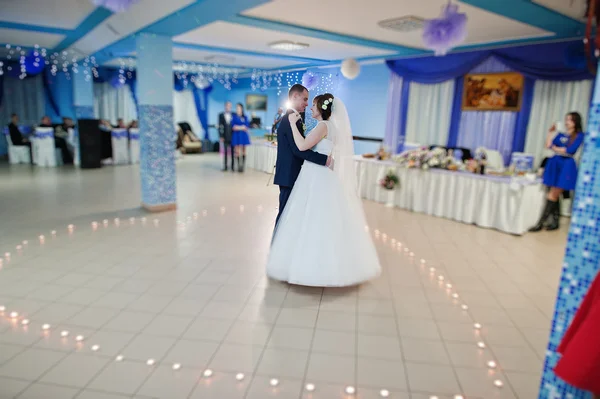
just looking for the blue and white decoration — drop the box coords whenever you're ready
[139,105,177,207]
[538,98,600,397]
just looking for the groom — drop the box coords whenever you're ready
[273,84,333,229]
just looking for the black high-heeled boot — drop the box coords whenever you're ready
[545,200,560,231]
[529,200,554,232]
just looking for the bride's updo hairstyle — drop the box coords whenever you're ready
[314,93,334,120]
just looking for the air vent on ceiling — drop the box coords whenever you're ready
[204,55,235,64]
[378,16,424,32]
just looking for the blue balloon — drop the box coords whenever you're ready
[22,51,45,75]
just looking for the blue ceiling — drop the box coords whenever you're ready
[0,0,587,72]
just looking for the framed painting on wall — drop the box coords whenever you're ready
[462,72,524,111]
[246,94,268,112]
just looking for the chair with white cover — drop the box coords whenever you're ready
[67,128,80,166]
[33,127,60,167]
[111,128,129,165]
[484,149,504,171]
[4,127,31,164]
[129,128,140,163]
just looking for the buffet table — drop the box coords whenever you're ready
[246,140,277,174]
[354,156,546,235]
[244,144,545,235]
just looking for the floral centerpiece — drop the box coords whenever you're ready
[393,146,455,170]
[380,169,399,190]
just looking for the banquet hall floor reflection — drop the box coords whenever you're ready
[0,156,568,399]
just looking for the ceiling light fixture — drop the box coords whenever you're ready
[268,41,309,51]
[378,16,424,32]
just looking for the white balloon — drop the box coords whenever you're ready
[341,58,360,80]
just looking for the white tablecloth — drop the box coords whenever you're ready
[246,141,277,174]
[355,156,546,235]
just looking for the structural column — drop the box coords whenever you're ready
[538,64,600,398]
[136,33,177,211]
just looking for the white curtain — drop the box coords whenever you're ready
[1,75,45,125]
[93,83,137,124]
[384,73,404,152]
[173,89,203,137]
[525,79,593,167]
[405,80,454,147]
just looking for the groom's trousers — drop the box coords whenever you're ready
[275,186,293,228]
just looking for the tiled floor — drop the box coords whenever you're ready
[0,156,568,399]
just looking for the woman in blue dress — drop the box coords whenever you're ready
[530,112,584,232]
[231,103,251,172]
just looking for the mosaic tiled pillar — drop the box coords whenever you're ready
[136,33,176,211]
[72,70,94,166]
[538,75,600,398]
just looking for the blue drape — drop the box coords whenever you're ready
[386,41,593,83]
[511,76,535,153]
[0,75,4,109]
[192,86,213,139]
[385,40,592,158]
[398,79,411,152]
[447,75,464,148]
[43,69,75,122]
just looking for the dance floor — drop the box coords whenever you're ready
[0,155,568,399]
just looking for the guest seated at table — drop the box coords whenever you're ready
[39,116,53,128]
[176,123,202,154]
[48,117,74,165]
[8,113,33,164]
[128,120,138,129]
[114,118,126,129]
[99,120,113,161]
[530,112,584,232]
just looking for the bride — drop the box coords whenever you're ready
[266,93,381,287]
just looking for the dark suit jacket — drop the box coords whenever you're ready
[8,123,26,145]
[273,110,328,188]
[218,112,233,143]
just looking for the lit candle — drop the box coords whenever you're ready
[22,240,28,245]
[115,355,124,362]
[452,293,459,299]
[345,386,356,395]
[146,359,155,366]
[305,383,315,392]
[380,389,390,397]
[494,379,504,388]
[477,341,486,349]
[474,323,482,330]
[235,373,245,381]
[91,345,100,351]
[487,360,497,369]
[203,369,213,377]
[51,230,57,235]
[9,311,18,318]
[172,363,181,370]
[420,259,426,264]
[0,306,5,312]
[269,378,279,387]
[41,323,50,330]
[75,335,84,342]
[60,330,69,337]
[16,245,22,250]
[461,304,469,310]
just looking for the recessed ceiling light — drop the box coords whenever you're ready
[268,40,309,51]
[378,16,424,32]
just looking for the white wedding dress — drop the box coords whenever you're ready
[266,101,381,287]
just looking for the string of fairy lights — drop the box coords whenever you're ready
[0,205,509,398]
[0,42,340,96]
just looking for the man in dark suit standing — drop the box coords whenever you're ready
[273,84,333,229]
[218,101,235,171]
[8,113,33,164]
